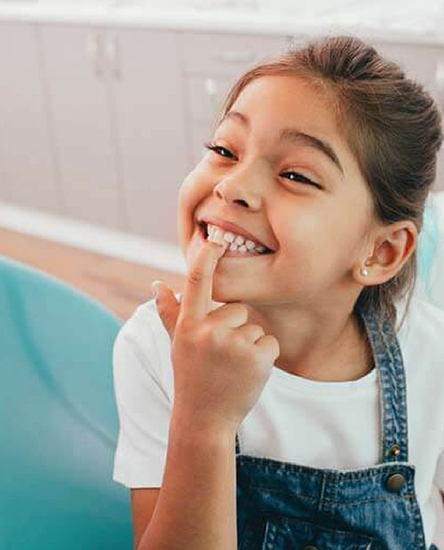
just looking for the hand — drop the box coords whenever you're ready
[152,231,280,433]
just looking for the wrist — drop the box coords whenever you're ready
[170,402,238,444]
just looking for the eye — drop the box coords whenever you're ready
[203,141,322,189]
[280,171,322,189]
[204,141,235,159]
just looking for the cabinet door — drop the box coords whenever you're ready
[371,42,444,192]
[178,31,290,170]
[0,22,59,213]
[38,24,126,231]
[109,28,188,244]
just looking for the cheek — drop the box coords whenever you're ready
[276,215,333,274]
[178,170,200,210]
[177,173,211,241]
[278,213,320,252]
[177,178,198,244]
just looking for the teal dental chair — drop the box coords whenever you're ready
[416,190,444,311]
[0,255,132,550]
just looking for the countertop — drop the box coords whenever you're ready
[0,0,443,45]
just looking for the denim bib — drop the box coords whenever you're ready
[235,303,439,550]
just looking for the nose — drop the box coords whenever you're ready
[213,163,268,209]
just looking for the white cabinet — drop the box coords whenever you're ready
[0,22,60,214]
[109,28,187,244]
[38,25,188,243]
[38,24,127,232]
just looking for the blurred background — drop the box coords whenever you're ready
[0,0,443,322]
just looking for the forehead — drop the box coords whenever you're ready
[228,75,341,138]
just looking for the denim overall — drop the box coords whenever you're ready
[234,302,439,550]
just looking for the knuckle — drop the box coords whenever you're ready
[230,303,249,320]
[232,333,248,351]
[253,333,270,350]
[187,267,204,286]
[238,303,250,315]
[264,335,280,356]
[202,323,224,346]
[249,323,265,335]
[225,302,242,312]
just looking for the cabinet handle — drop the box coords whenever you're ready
[213,50,255,64]
[86,32,103,78]
[204,78,220,120]
[436,60,444,112]
[106,36,120,79]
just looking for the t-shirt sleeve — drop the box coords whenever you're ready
[112,310,173,488]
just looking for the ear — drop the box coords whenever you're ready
[361,220,418,284]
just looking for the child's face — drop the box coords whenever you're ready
[177,75,374,308]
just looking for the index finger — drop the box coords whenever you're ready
[180,226,229,321]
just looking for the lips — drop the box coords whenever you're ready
[197,216,275,252]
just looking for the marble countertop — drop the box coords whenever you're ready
[0,0,444,45]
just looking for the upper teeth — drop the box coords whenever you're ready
[206,223,268,253]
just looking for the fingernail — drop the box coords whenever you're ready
[151,280,162,298]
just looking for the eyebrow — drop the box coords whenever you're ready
[217,110,344,175]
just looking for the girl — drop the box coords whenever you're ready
[112,34,444,549]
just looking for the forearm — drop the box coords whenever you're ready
[138,407,237,550]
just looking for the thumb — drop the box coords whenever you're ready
[151,280,180,339]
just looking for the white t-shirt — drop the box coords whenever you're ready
[112,292,444,548]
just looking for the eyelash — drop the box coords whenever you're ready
[203,141,322,189]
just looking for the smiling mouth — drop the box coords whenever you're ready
[197,221,275,257]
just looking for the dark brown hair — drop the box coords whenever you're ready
[212,34,443,344]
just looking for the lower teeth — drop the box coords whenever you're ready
[224,245,266,255]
